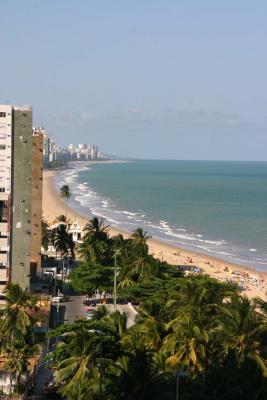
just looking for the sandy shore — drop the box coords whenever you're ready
[43,168,267,301]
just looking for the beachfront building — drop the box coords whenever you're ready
[42,133,105,164]
[42,129,63,166]
[0,105,43,294]
[31,128,44,274]
[62,143,103,161]
[44,219,83,256]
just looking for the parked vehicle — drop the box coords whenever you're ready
[52,294,70,302]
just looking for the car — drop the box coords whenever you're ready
[52,294,69,303]
[83,299,97,306]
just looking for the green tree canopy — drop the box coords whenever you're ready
[68,261,113,295]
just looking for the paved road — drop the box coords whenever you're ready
[34,297,137,396]
[63,294,86,323]
[60,295,138,326]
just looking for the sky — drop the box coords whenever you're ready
[0,0,266,160]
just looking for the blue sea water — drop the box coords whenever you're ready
[55,160,267,271]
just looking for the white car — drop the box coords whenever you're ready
[52,294,69,303]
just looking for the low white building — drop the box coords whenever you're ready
[43,219,84,256]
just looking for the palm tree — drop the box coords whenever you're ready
[83,217,109,242]
[107,330,174,400]
[52,224,74,279]
[55,328,93,400]
[79,237,108,264]
[131,228,151,256]
[54,311,128,399]
[79,217,110,264]
[60,185,71,219]
[135,299,167,351]
[4,343,40,395]
[163,308,212,374]
[56,214,67,223]
[216,296,267,373]
[41,220,50,253]
[132,256,155,282]
[0,284,38,345]
[105,310,128,339]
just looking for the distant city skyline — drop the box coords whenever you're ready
[0,1,266,161]
[42,129,105,164]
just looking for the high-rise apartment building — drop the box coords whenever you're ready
[0,105,43,294]
[0,105,12,294]
[31,128,43,274]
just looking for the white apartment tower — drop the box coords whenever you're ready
[0,106,12,294]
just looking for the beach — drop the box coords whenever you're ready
[43,169,267,301]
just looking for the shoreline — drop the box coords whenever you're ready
[42,169,267,301]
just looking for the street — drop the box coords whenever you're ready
[59,293,138,326]
[63,294,86,323]
[34,294,138,396]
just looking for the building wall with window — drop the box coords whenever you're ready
[10,107,33,289]
[0,105,44,293]
[0,106,12,294]
[31,129,43,274]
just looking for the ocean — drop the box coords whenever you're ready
[55,160,267,272]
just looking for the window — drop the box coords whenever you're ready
[0,188,5,193]
[0,145,6,150]
[0,112,6,118]
[0,201,7,223]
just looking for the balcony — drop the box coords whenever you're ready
[0,223,7,232]
[0,268,7,281]
[0,253,7,264]
[0,193,8,201]
[0,285,6,299]
[0,238,8,249]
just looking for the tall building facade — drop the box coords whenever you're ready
[0,105,43,294]
[31,128,43,274]
[0,106,12,294]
